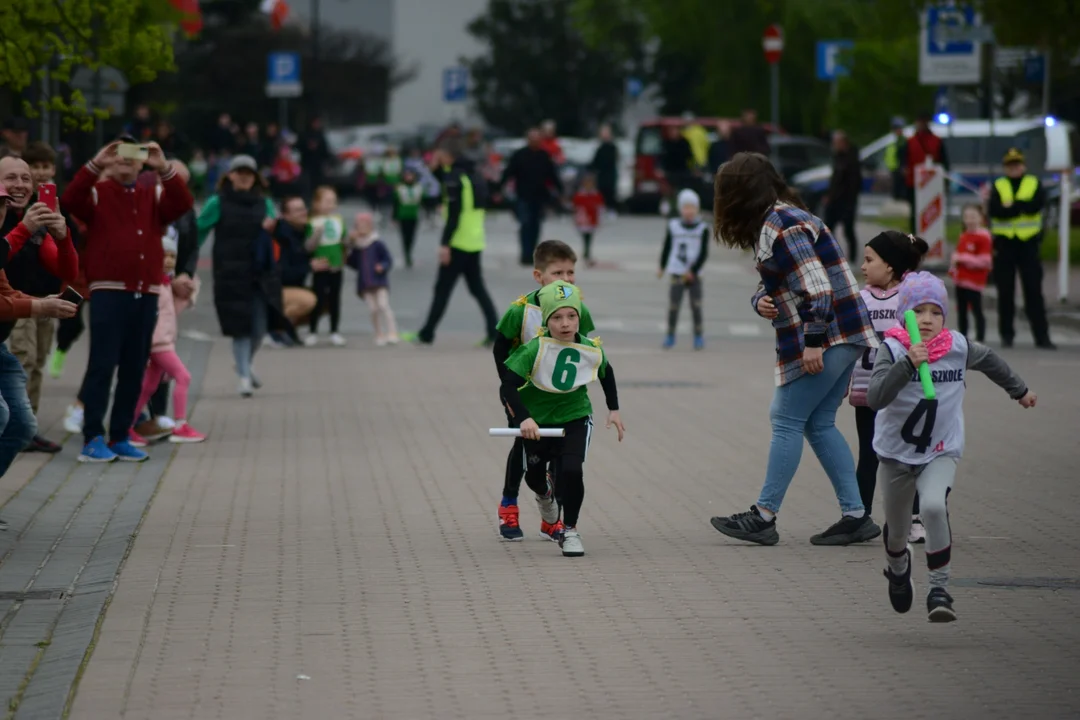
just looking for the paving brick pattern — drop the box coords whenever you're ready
[66,334,1080,720]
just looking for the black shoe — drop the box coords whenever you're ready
[809,514,880,546]
[883,549,914,614]
[25,435,62,454]
[0,516,8,532]
[1002,337,1014,348]
[927,587,957,623]
[1036,340,1057,350]
[710,506,779,546]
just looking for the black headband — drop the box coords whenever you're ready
[867,232,915,276]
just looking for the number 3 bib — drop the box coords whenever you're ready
[530,337,603,394]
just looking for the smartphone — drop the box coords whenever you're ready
[117,143,149,161]
[60,287,83,305]
[38,182,57,212]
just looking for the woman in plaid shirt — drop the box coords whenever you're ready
[708,153,880,547]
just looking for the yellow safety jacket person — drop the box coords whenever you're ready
[990,175,1043,240]
[884,137,903,172]
[439,162,486,252]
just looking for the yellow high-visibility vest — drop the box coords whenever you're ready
[991,175,1042,240]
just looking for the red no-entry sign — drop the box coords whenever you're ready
[763,24,784,64]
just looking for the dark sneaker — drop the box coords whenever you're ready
[25,435,62,453]
[810,514,881,546]
[1036,340,1057,350]
[883,548,914,614]
[0,516,8,532]
[927,587,957,623]
[710,506,779,546]
[497,502,524,541]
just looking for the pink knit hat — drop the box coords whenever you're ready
[895,271,948,323]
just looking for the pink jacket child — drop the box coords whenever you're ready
[131,235,207,445]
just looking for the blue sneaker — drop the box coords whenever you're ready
[78,436,117,463]
[109,439,149,463]
[662,334,675,349]
[694,335,705,351]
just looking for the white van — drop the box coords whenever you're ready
[791,118,1072,213]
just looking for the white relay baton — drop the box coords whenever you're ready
[488,428,565,438]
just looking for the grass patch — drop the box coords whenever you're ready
[872,215,1080,265]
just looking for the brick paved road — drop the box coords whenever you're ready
[2,212,1078,719]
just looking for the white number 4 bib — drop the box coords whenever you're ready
[530,337,603,394]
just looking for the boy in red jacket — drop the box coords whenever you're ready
[61,137,194,463]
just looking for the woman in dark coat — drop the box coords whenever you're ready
[197,155,288,397]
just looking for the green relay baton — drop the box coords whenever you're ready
[904,309,936,400]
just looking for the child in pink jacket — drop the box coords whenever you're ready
[131,234,206,444]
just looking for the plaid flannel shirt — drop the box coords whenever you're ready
[750,203,878,386]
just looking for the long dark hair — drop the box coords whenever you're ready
[713,152,806,250]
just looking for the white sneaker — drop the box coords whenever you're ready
[560,528,584,557]
[387,335,400,345]
[303,334,319,347]
[63,405,83,434]
[238,377,253,397]
[156,415,176,430]
[375,336,388,347]
[330,333,347,347]
[535,492,560,525]
[908,516,926,544]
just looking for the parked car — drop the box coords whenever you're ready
[770,135,833,183]
[324,125,416,193]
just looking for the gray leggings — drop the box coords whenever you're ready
[667,274,702,336]
[880,456,957,590]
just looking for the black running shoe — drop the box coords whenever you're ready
[710,506,779,546]
[927,587,957,623]
[809,514,881,546]
[883,549,914,614]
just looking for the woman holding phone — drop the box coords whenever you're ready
[197,155,289,397]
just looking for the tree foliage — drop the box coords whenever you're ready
[463,0,629,136]
[0,0,180,128]
[572,0,1073,143]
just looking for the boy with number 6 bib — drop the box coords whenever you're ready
[502,281,625,557]
[492,241,595,541]
[868,272,1036,622]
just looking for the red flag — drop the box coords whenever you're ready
[260,0,291,30]
[169,0,202,36]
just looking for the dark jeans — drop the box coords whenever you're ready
[418,248,498,343]
[82,291,158,444]
[824,201,858,260]
[399,218,418,267]
[56,302,86,352]
[521,416,592,528]
[516,199,545,265]
[993,236,1051,344]
[954,286,986,342]
[310,270,343,334]
[0,344,38,474]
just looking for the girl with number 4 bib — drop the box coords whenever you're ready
[867,272,1036,623]
[502,281,625,557]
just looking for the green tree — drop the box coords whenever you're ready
[0,0,181,129]
[464,0,629,136]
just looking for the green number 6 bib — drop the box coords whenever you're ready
[529,337,603,393]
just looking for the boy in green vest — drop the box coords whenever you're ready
[502,281,625,557]
[393,167,423,268]
[492,240,596,541]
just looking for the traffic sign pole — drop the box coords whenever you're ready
[762,25,783,131]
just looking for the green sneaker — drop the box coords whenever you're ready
[48,349,66,379]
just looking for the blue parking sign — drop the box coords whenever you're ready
[816,40,854,81]
[443,67,468,103]
[266,52,301,98]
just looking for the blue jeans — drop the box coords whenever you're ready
[0,344,38,475]
[82,292,159,444]
[231,292,268,381]
[516,199,544,264]
[757,344,864,514]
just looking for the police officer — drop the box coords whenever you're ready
[988,148,1054,349]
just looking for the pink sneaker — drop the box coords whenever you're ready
[168,422,206,444]
[128,429,149,448]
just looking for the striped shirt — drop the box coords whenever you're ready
[750,203,878,386]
